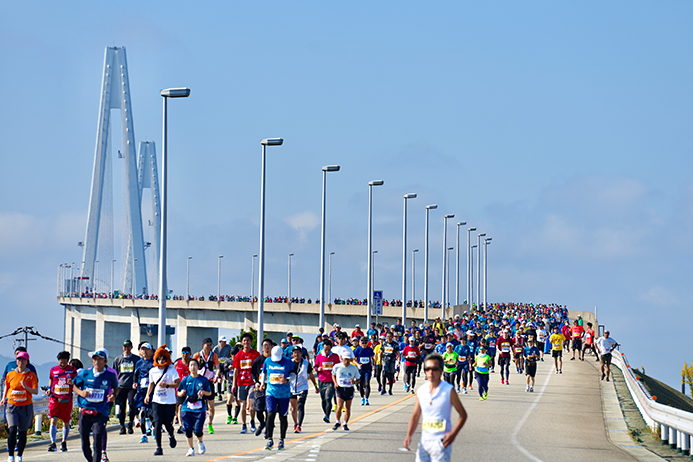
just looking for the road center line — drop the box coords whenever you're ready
[509,365,554,462]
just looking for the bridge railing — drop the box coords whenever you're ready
[613,349,693,455]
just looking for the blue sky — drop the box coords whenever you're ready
[1,2,692,388]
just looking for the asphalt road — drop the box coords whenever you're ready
[15,355,638,462]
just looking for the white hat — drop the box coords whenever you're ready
[219,336,227,342]
[97,348,109,359]
[271,345,284,362]
[355,324,360,328]
[339,349,353,359]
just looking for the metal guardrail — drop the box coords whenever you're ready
[612,350,693,456]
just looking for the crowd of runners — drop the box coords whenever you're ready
[1,302,619,462]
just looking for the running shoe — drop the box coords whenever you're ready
[231,417,238,424]
[240,425,248,434]
[101,451,109,462]
[506,381,509,385]
[139,436,149,443]
[154,448,163,456]
[186,448,195,457]
[606,377,609,382]
[255,423,266,436]
[227,416,233,424]
[483,392,488,399]
[501,378,505,384]
[570,358,575,361]
[601,373,605,380]
[525,385,529,392]
[404,384,408,392]
[530,387,534,392]
[469,385,473,391]
[361,397,365,405]
[540,358,544,361]
[380,390,387,395]
[323,416,330,423]
[265,439,274,450]
[378,385,382,392]
[60,442,68,452]
[8,457,14,462]
[556,370,559,374]
[332,404,337,411]
[177,426,184,434]
[479,396,484,401]
[389,391,393,395]
[296,425,302,433]
[365,399,370,405]
[119,426,127,435]
[208,424,215,434]
[48,442,57,452]
[198,441,206,454]
[559,370,562,374]
[251,422,257,433]
[333,422,341,431]
[278,440,285,450]
[343,424,350,431]
[456,386,460,393]
[463,388,468,394]
[128,425,134,434]
[169,435,177,449]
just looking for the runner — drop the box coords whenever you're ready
[251,338,273,437]
[373,336,384,392]
[536,324,547,361]
[176,358,212,457]
[72,350,119,462]
[133,342,154,443]
[352,336,374,403]
[331,348,360,431]
[523,338,541,392]
[314,338,339,423]
[380,331,400,396]
[474,345,491,400]
[212,336,231,401]
[1,351,39,462]
[582,322,597,361]
[512,330,525,374]
[596,330,618,381]
[261,345,294,451]
[113,339,139,435]
[403,353,467,462]
[442,343,458,385]
[289,345,318,433]
[192,338,219,434]
[453,338,471,394]
[46,351,78,453]
[225,341,241,425]
[402,336,421,395]
[549,326,566,374]
[231,332,261,435]
[145,345,180,456]
[174,346,192,434]
[569,320,584,361]
[496,329,513,385]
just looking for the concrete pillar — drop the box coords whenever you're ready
[682,432,690,455]
[95,307,105,350]
[670,426,677,449]
[177,310,188,353]
[80,319,96,366]
[661,424,669,445]
[130,308,141,347]
[72,307,82,360]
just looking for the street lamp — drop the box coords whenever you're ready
[424,204,437,324]
[94,260,99,294]
[251,254,257,300]
[470,244,477,305]
[217,255,223,301]
[257,138,283,348]
[319,165,340,331]
[402,193,417,328]
[442,214,454,311]
[329,252,335,303]
[455,222,466,306]
[483,237,492,310]
[477,232,486,309]
[186,256,192,299]
[412,249,419,307]
[446,247,454,310]
[111,259,116,297]
[158,86,190,347]
[466,227,476,306]
[288,253,294,304]
[367,180,384,329]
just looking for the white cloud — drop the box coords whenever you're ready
[284,211,319,241]
[639,286,679,307]
[0,211,86,257]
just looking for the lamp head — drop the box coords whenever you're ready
[478,233,486,237]
[160,88,191,98]
[457,222,466,226]
[322,165,340,172]
[426,204,438,210]
[404,193,417,199]
[468,227,477,232]
[261,138,284,146]
[444,214,455,219]
[369,180,384,186]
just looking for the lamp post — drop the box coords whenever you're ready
[470,244,477,305]
[483,237,492,310]
[319,165,340,331]
[447,247,454,311]
[94,260,99,294]
[257,137,283,348]
[412,249,419,307]
[401,193,417,328]
[455,222,466,306]
[423,204,437,324]
[372,250,378,325]
[186,256,191,299]
[476,232,486,310]
[466,227,476,306]
[366,180,384,329]
[329,252,335,303]
[158,86,190,347]
[442,214,454,311]
[111,260,115,297]
[217,255,223,301]
[71,262,75,296]
[288,253,294,303]
[251,254,257,300]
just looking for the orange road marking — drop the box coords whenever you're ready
[203,393,414,461]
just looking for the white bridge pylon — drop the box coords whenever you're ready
[81,46,160,295]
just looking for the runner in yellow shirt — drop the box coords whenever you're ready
[548,326,566,374]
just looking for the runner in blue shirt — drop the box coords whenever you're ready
[133,342,154,443]
[453,340,471,394]
[352,337,374,405]
[177,358,212,456]
[523,339,541,392]
[261,346,295,451]
[72,350,119,462]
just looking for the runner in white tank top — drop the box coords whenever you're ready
[404,353,467,462]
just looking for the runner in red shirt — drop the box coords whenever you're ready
[512,331,525,374]
[496,330,514,385]
[47,351,78,452]
[174,346,192,434]
[402,337,421,394]
[570,320,585,361]
[582,322,597,361]
[231,333,261,434]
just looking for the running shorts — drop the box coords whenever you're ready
[417,437,452,462]
[601,353,612,365]
[265,395,290,416]
[525,364,537,377]
[252,390,266,412]
[49,399,73,423]
[335,386,355,401]
[6,403,34,431]
[552,350,562,358]
[571,339,582,351]
[151,402,176,425]
[537,342,545,351]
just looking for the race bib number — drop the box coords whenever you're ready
[338,377,352,387]
[501,344,510,353]
[514,347,523,353]
[322,362,333,370]
[424,344,432,350]
[187,401,203,411]
[121,362,134,373]
[445,359,455,366]
[240,359,252,369]
[10,390,27,402]
[140,378,149,388]
[458,356,467,362]
[156,386,168,397]
[85,388,105,403]
[359,357,370,364]
[384,347,394,354]
[269,374,284,385]
[54,385,70,395]
[422,419,445,432]
[407,352,418,359]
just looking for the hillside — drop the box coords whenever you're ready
[632,368,693,413]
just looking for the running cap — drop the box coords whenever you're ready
[90,350,107,359]
[123,340,133,347]
[339,349,353,359]
[271,345,283,362]
[141,342,153,350]
[202,337,213,345]
[355,324,360,328]
[97,348,109,359]
[16,351,29,361]
[466,330,474,335]
[446,342,453,348]
[281,338,289,344]
[218,336,227,342]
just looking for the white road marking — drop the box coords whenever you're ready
[509,366,553,462]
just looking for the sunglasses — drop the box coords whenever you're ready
[424,367,441,372]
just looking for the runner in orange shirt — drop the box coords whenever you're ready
[569,320,584,361]
[1,351,39,462]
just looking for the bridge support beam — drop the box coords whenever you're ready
[670,426,677,449]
